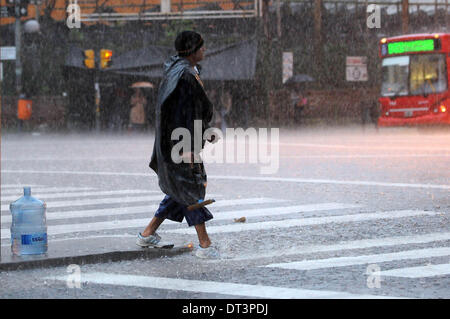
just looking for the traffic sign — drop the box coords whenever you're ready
[0,47,16,60]
[346,56,368,81]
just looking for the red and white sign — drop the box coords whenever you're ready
[346,56,368,81]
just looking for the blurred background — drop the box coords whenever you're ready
[0,0,448,131]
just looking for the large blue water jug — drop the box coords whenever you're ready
[10,187,48,255]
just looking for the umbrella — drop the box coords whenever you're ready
[130,81,154,88]
[284,74,315,84]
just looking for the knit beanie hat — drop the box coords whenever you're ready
[175,31,204,57]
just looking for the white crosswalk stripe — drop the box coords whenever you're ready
[1,191,223,213]
[1,184,42,189]
[0,189,161,202]
[1,195,166,212]
[1,186,94,195]
[45,272,400,299]
[212,232,450,262]
[264,247,450,271]
[1,197,287,224]
[378,263,450,278]
[165,210,446,235]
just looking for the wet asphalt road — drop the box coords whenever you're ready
[0,125,449,299]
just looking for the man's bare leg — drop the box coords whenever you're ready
[142,216,165,237]
[194,223,211,248]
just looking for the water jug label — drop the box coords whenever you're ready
[21,233,47,245]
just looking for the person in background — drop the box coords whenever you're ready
[291,90,308,124]
[17,93,32,132]
[108,87,127,132]
[129,88,147,132]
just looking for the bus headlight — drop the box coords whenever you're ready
[440,105,447,113]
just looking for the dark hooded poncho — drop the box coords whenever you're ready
[149,56,213,206]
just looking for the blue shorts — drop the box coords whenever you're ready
[154,195,213,227]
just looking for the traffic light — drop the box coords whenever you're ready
[6,0,29,17]
[84,49,95,69]
[18,0,29,17]
[100,49,112,69]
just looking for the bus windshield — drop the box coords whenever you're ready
[381,53,447,97]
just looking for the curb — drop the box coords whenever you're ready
[0,246,192,272]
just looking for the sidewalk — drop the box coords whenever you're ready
[0,235,192,271]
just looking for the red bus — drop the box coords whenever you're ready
[378,33,450,126]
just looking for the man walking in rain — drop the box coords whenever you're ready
[137,31,219,259]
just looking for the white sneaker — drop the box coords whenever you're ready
[136,232,162,247]
[195,245,220,259]
[137,233,174,248]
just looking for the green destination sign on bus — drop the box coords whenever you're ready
[388,39,435,55]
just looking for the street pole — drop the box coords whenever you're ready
[95,76,100,133]
[14,1,22,96]
[0,62,2,173]
[14,1,23,132]
[402,0,409,34]
[313,0,323,78]
[261,0,271,126]
[35,0,39,21]
[276,0,281,39]
[262,0,269,40]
